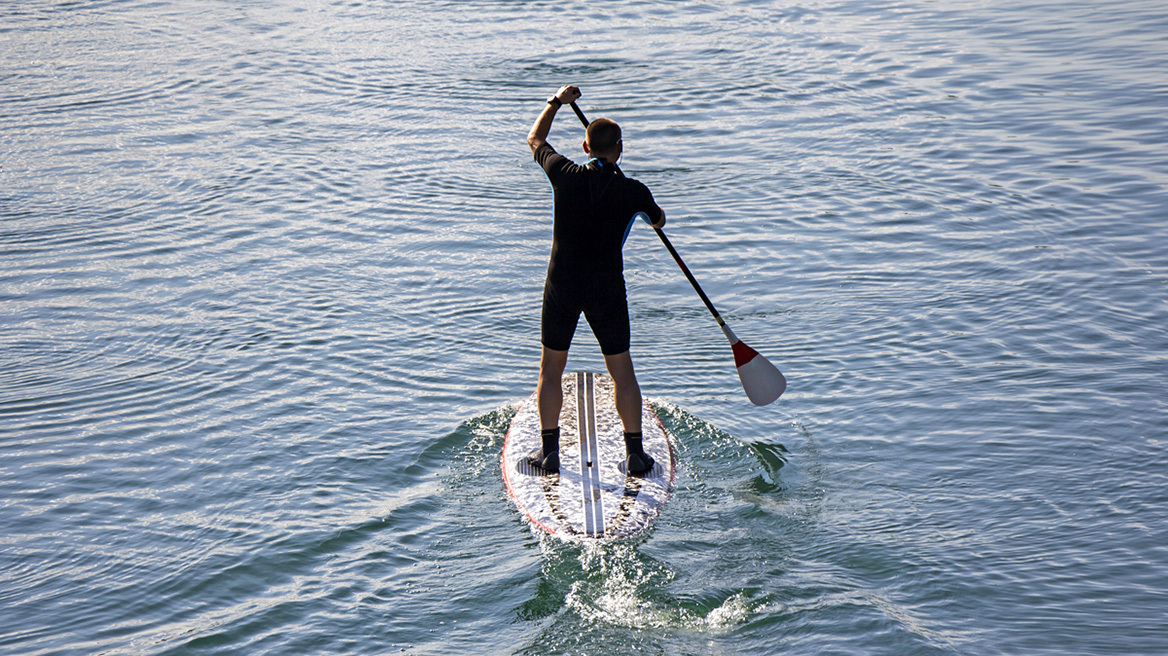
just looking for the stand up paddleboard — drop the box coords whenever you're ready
[502,372,675,540]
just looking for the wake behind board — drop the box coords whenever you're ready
[502,372,675,541]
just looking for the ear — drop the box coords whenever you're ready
[582,140,591,155]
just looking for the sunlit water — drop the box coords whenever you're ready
[2,1,1166,654]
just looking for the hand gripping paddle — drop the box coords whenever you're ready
[569,102,787,405]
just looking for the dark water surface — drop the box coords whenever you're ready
[3,1,1166,654]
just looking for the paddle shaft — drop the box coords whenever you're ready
[565,100,786,404]
[567,102,728,329]
[652,228,728,328]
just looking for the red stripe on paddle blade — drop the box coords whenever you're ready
[731,339,759,367]
[734,345,787,405]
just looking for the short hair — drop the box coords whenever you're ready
[586,118,622,154]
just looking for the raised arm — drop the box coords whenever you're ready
[527,85,582,154]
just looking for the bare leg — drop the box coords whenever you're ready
[602,350,642,435]
[603,350,654,475]
[538,346,569,431]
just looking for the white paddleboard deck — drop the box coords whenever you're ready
[503,372,675,541]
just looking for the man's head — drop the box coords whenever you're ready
[583,118,623,163]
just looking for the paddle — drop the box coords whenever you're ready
[568,102,787,405]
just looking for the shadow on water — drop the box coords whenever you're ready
[746,441,790,495]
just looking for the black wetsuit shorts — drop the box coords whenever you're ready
[541,273,629,355]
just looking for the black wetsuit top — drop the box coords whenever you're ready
[535,142,663,354]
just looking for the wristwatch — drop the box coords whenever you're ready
[547,95,563,107]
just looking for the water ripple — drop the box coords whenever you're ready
[3,0,1168,654]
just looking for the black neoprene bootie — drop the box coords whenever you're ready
[525,448,559,473]
[524,427,561,473]
[624,431,655,476]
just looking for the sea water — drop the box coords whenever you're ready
[2,1,1166,654]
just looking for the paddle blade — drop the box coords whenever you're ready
[731,340,787,405]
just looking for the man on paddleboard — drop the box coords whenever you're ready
[525,84,666,477]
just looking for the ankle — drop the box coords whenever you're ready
[623,430,644,455]
[541,427,561,454]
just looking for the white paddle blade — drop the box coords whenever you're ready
[731,340,787,405]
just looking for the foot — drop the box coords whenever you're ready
[524,448,559,473]
[626,451,655,477]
